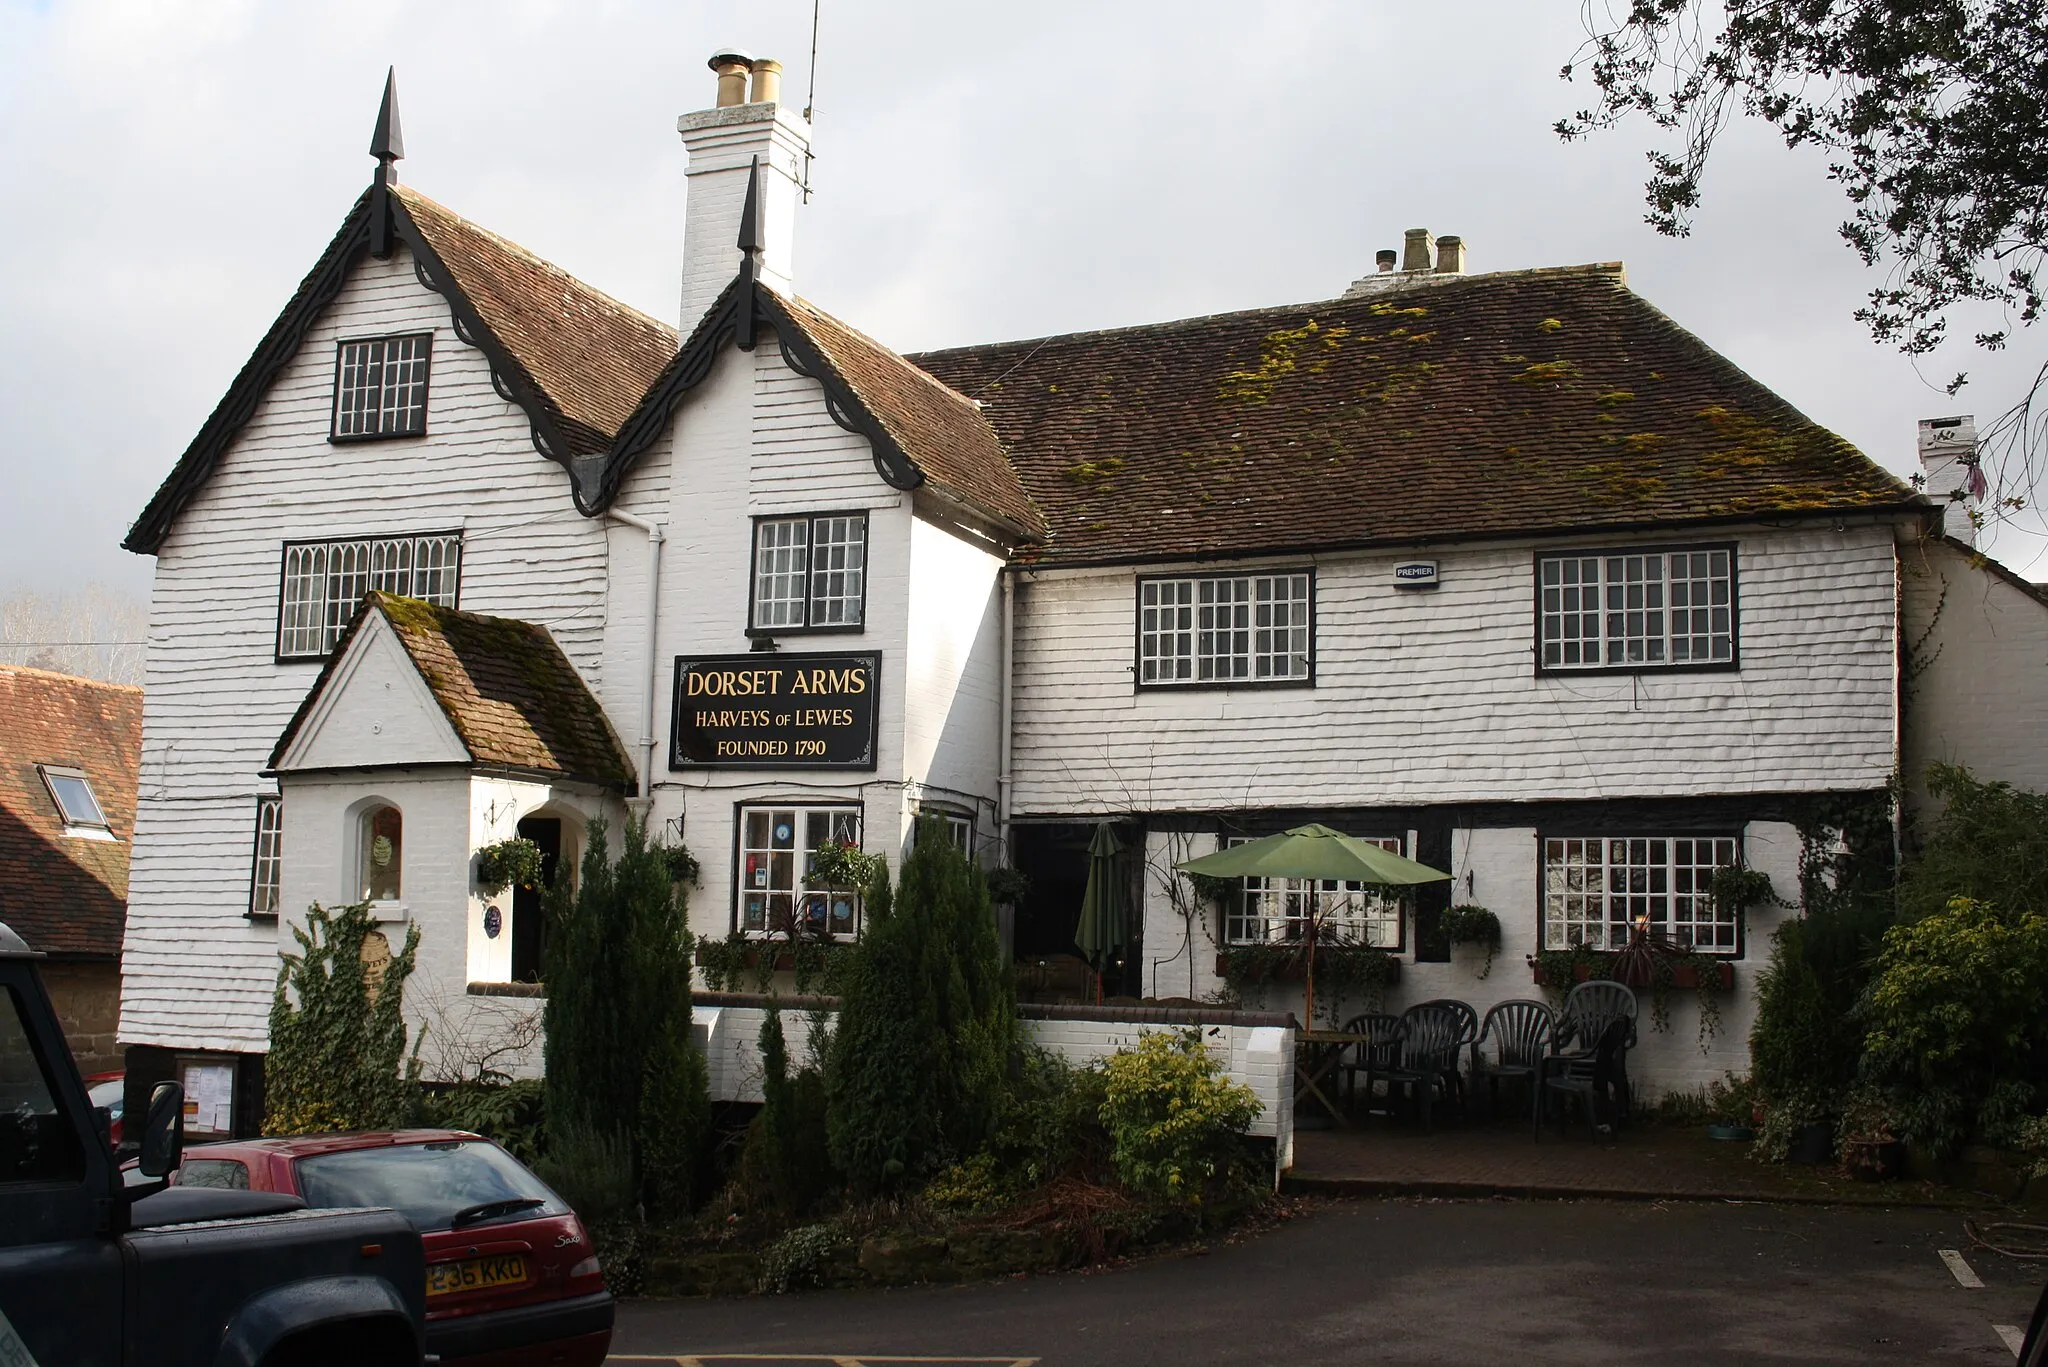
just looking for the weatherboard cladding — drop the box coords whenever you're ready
[269,592,634,786]
[909,264,1919,567]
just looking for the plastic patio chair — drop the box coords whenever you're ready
[1472,999,1554,1122]
[1413,998,1479,1111]
[1536,1014,1630,1140]
[1371,1003,1466,1132]
[1554,980,1638,1121]
[1337,1012,1401,1112]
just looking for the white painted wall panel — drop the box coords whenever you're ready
[1010,525,1899,815]
[903,513,1004,849]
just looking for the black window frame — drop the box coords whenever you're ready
[329,331,433,442]
[1535,830,1746,958]
[745,511,872,637]
[273,529,464,663]
[248,793,282,919]
[1532,541,1740,677]
[1132,567,1318,692]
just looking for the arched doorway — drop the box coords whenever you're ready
[510,815,564,983]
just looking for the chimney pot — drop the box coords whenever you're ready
[1402,228,1433,273]
[1375,249,1398,274]
[709,48,755,107]
[749,58,783,105]
[1434,234,1466,275]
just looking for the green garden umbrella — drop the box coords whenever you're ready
[1176,824,1450,1023]
[1075,823,1128,1002]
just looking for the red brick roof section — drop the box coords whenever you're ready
[395,186,679,455]
[909,265,1920,567]
[0,667,141,958]
[774,295,1046,536]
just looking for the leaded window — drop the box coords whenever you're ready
[1537,546,1735,670]
[332,333,431,439]
[750,513,868,632]
[277,532,461,659]
[249,795,282,917]
[738,805,863,939]
[1225,835,1405,949]
[1138,572,1312,685]
[1541,835,1741,953]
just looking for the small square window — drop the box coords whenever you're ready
[38,766,112,839]
[332,333,432,440]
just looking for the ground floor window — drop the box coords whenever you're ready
[1225,836,1406,950]
[1541,835,1740,953]
[738,804,863,939]
[915,807,973,856]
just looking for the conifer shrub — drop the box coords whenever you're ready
[264,901,421,1135]
[826,821,1015,1192]
[543,816,710,1217]
[743,1005,834,1217]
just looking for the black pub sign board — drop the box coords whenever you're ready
[669,653,880,770]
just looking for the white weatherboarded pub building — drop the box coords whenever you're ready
[115,57,2048,1146]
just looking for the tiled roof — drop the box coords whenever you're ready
[773,295,1044,534]
[270,593,634,786]
[910,264,1920,567]
[395,186,678,454]
[0,667,141,958]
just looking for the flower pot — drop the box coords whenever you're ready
[1529,959,1734,991]
[1788,1122,1834,1166]
[1706,1123,1755,1142]
[1215,953,1400,984]
[1842,1138,1906,1182]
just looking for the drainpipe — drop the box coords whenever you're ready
[604,508,664,804]
[998,567,1015,859]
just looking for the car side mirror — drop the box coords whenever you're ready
[138,1082,184,1179]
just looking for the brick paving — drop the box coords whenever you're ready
[1283,1119,1992,1206]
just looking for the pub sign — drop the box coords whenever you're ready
[669,652,880,770]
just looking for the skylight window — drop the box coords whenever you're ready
[38,766,113,840]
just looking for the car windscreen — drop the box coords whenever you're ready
[292,1139,565,1232]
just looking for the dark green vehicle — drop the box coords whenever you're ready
[0,920,428,1366]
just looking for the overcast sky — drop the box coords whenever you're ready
[4,0,2044,609]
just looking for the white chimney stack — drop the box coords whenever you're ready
[677,48,811,331]
[1918,414,1984,546]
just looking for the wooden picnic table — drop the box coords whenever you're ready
[1294,1028,1363,1129]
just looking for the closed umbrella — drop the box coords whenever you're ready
[1075,823,1128,1003]
[1177,823,1450,1024]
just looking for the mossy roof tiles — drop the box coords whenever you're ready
[910,264,1919,567]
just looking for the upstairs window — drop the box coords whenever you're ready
[277,532,461,660]
[1537,546,1735,672]
[332,333,431,440]
[1138,571,1313,686]
[750,513,868,633]
[1542,835,1741,954]
[38,765,113,840]
[249,795,282,917]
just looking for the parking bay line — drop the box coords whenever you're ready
[1938,1248,1985,1288]
[608,1357,1041,1366]
[1995,1324,2025,1359]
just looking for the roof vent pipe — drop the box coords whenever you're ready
[749,58,783,104]
[710,48,755,107]
[1376,249,1398,274]
[1402,228,1433,272]
[1434,235,1466,274]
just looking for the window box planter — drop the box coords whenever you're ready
[1528,956,1733,992]
[1215,952,1401,985]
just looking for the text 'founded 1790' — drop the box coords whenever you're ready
[668,653,881,769]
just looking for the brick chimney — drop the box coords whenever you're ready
[1918,415,1984,546]
[677,48,811,331]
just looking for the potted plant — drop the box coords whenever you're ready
[1838,1090,1907,1181]
[1703,1072,1757,1142]
[1442,904,1501,978]
[474,837,543,899]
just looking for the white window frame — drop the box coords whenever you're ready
[1224,834,1406,950]
[1138,571,1313,687]
[736,804,865,940]
[916,807,974,857]
[249,795,282,917]
[331,332,432,440]
[276,531,462,660]
[37,765,114,841]
[748,512,869,633]
[1541,835,1742,954]
[1536,544,1737,672]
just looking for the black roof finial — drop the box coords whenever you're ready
[368,67,404,259]
[370,67,405,171]
[736,156,764,350]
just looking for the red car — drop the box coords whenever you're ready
[171,1129,612,1367]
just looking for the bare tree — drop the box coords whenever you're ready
[0,583,148,686]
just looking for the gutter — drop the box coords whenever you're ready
[998,567,1016,861]
[604,508,665,803]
